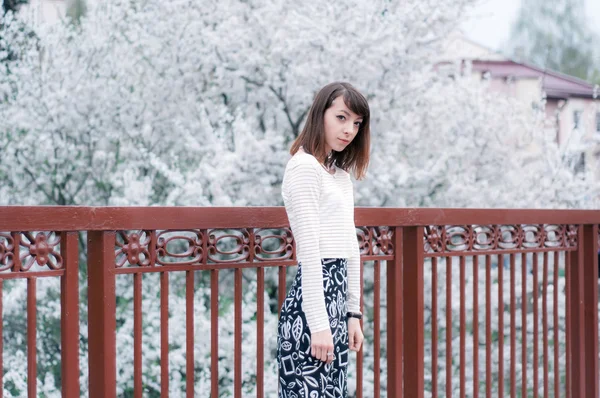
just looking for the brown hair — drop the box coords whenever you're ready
[290,82,370,180]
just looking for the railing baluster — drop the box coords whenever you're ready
[278,266,286,317]
[134,273,143,398]
[498,254,504,398]
[533,252,539,398]
[485,255,491,398]
[566,251,571,398]
[276,265,286,397]
[27,277,36,398]
[0,279,3,398]
[60,231,80,397]
[542,251,549,398]
[257,266,264,398]
[521,252,527,398]
[459,256,466,398]
[186,271,194,398]
[472,256,479,398]
[373,259,381,398]
[357,257,364,398]
[211,269,219,397]
[447,256,453,398]
[234,268,242,398]
[432,256,438,398]
[553,251,559,397]
[510,253,516,398]
[160,271,169,397]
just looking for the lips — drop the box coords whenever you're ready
[338,138,349,144]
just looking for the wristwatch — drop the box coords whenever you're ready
[347,311,363,320]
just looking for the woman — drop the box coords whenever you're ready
[278,82,370,397]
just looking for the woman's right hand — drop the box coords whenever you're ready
[311,329,335,364]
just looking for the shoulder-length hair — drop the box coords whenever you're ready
[290,82,370,180]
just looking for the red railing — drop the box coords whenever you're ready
[0,207,598,397]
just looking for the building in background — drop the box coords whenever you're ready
[442,31,600,177]
[19,0,85,25]
[18,0,66,24]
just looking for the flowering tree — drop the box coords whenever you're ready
[1,0,598,396]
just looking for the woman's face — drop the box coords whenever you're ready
[323,96,363,154]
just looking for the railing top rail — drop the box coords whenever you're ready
[1,206,599,231]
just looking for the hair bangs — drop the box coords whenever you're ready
[342,89,370,120]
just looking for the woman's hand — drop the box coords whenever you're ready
[311,329,335,364]
[348,318,364,352]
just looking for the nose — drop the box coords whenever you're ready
[343,122,354,135]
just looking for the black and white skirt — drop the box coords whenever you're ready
[277,258,349,398]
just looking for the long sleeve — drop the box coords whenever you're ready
[286,160,330,333]
[346,186,362,314]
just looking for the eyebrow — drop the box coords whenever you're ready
[339,109,363,120]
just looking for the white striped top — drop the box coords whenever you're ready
[281,150,361,333]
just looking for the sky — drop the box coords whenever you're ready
[461,0,600,52]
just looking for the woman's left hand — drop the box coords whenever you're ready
[348,317,364,352]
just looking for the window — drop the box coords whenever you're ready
[573,110,582,130]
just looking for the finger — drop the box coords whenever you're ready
[349,332,355,350]
[324,347,331,363]
[311,344,316,358]
[323,345,331,362]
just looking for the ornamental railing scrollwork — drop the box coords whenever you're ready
[114,228,295,267]
[0,231,62,273]
[424,224,578,256]
[114,226,394,267]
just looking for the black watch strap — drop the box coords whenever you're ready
[347,311,362,320]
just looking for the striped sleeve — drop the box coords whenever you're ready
[287,159,330,333]
[347,184,361,313]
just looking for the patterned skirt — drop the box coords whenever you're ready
[277,258,349,398]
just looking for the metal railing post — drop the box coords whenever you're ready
[61,231,80,397]
[402,226,424,398]
[87,231,117,398]
[387,226,404,396]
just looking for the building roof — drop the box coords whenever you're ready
[470,60,597,99]
[441,33,598,100]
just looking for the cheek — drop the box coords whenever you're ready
[324,116,336,135]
